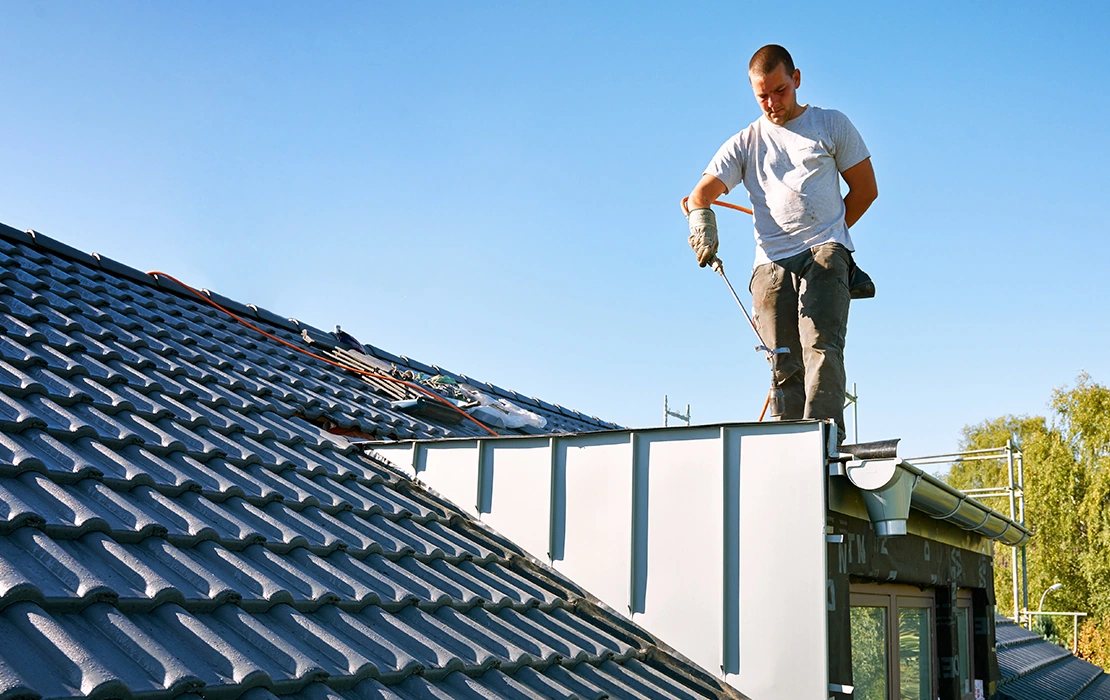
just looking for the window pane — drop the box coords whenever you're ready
[956,607,971,695]
[851,606,888,700]
[899,607,933,700]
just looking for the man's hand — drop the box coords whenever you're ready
[686,173,729,267]
[841,157,877,228]
[687,208,719,267]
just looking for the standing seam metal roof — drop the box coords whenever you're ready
[0,223,741,700]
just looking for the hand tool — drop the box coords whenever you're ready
[708,257,789,420]
[682,196,788,420]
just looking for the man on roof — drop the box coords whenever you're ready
[686,44,877,444]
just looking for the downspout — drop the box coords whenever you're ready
[842,442,918,537]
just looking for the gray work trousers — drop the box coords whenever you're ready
[749,242,851,440]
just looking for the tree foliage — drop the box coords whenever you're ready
[946,373,1110,667]
[1077,615,1110,669]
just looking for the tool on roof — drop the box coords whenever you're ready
[333,325,369,354]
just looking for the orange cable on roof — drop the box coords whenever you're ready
[146,270,500,437]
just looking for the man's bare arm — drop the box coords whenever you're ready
[688,174,729,210]
[841,157,877,228]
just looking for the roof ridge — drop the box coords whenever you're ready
[996,632,1056,649]
[0,223,312,338]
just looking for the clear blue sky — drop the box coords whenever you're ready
[3,1,1108,464]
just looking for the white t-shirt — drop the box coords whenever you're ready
[704,105,870,266]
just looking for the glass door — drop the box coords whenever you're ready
[850,584,938,700]
[898,599,933,700]
[851,595,890,700]
[956,592,975,699]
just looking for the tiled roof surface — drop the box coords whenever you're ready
[995,619,1109,699]
[0,224,738,700]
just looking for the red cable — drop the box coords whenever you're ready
[146,271,500,437]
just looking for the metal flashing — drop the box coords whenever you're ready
[370,421,830,699]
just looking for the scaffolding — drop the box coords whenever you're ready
[1020,611,1088,652]
[843,382,859,443]
[907,440,1027,620]
[662,395,690,427]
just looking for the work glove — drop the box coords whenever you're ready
[686,207,719,267]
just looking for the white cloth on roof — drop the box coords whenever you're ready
[704,105,870,267]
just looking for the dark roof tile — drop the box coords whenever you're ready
[996,620,1109,699]
[1077,673,1110,699]
[42,369,107,405]
[6,430,102,481]
[0,314,45,344]
[0,334,41,367]
[31,342,87,377]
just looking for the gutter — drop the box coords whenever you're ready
[834,439,1032,546]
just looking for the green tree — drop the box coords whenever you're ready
[947,414,1049,618]
[1058,375,1110,621]
[946,374,1110,668]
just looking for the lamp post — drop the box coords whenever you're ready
[1031,583,1064,630]
[1039,583,1063,612]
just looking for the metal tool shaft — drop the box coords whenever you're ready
[710,259,775,358]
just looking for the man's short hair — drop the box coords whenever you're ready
[749,44,795,77]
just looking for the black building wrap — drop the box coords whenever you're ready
[826,512,1000,700]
